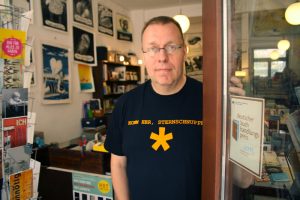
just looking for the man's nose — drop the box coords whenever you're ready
[158,48,168,62]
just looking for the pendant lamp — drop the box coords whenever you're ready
[277,39,290,51]
[173,14,190,33]
[270,50,280,60]
[285,2,300,25]
[173,0,190,33]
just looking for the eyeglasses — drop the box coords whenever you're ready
[142,44,183,56]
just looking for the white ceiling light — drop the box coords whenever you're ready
[173,14,190,33]
[270,50,280,60]
[173,0,190,33]
[277,39,290,51]
[285,2,300,25]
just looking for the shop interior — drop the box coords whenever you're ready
[0,0,300,199]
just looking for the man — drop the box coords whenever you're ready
[104,16,246,200]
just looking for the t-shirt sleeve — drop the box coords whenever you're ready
[104,99,125,156]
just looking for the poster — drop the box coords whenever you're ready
[42,43,71,104]
[116,13,132,42]
[0,28,26,60]
[73,26,96,65]
[78,64,95,93]
[229,95,265,178]
[73,0,93,27]
[72,172,113,200]
[41,0,68,32]
[98,4,113,36]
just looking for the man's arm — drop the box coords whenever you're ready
[111,153,130,200]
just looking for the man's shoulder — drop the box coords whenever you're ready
[117,81,148,103]
[186,76,203,89]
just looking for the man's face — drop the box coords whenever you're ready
[142,23,186,89]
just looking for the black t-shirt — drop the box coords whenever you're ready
[105,77,203,200]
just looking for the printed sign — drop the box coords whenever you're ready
[72,172,113,200]
[229,95,265,178]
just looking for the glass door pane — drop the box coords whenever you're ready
[223,0,300,199]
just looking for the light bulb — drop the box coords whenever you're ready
[285,2,300,25]
[137,59,143,65]
[270,50,280,60]
[173,14,190,33]
[277,39,290,51]
[119,55,125,62]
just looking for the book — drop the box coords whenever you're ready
[286,110,300,152]
[269,172,289,182]
[295,86,300,105]
[263,151,280,166]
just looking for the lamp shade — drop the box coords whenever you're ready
[277,39,290,51]
[270,50,280,60]
[285,2,300,25]
[173,14,190,33]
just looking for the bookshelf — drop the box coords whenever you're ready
[92,60,141,114]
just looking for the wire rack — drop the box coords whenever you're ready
[0,3,29,29]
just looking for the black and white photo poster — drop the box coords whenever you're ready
[98,4,113,36]
[41,0,68,32]
[73,26,96,65]
[73,0,93,27]
[116,13,132,42]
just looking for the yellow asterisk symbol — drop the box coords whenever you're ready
[150,127,173,151]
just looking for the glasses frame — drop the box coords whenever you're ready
[142,44,183,56]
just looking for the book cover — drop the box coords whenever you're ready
[263,151,280,166]
[114,66,126,81]
[3,116,27,149]
[295,86,300,105]
[9,168,33,200]
[286,110,300,152]
[269,172,289,182]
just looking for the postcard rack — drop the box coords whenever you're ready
[1,3,39,200]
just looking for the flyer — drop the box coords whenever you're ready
[0,28,26,60]
[229,95,265,178]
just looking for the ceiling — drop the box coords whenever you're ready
[111,0,201,10]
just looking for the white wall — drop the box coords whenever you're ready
[26,0,134,144]
[26,1,202,144]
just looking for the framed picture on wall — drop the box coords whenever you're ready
[73,26,96,66]
[78,64,95,93]
[73,0,94,28]
[98,3,113,36]
[41,43,71,104]
[185,32,203,82]
[40,0,68,32]
[116,13,133,42]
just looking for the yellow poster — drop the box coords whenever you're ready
[78,64,95,92]
[0,28,26,59]
[9,169,33,200]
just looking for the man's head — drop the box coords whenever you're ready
[141,16,187,95]
[141,16,184,42]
